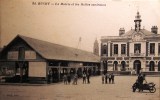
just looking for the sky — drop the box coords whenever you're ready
[0,0,160,52]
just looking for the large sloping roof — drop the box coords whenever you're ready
[18,35,100,63]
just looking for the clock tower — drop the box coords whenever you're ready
[134,11,142,32]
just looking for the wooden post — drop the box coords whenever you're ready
[46,62,49,84]
[58,62,61,81]
[18,62,24,83]
[100,61,103,75]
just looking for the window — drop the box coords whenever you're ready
[121,44,126,54]
[134,44,141,53]
[103,49,106,54]
[103,45,108,55]
[158,43,160,55]
[18,47,25,60]
[150,43,155,54]
[114,44,118,54]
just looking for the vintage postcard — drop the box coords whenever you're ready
[0,0,160,100]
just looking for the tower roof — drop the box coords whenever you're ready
[135,11,141,20]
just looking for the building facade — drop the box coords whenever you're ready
[0,35,100,83]
[101,12,160,74]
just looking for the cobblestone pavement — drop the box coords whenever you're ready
[0,76,160,100]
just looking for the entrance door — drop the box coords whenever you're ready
[149,61,155,71]
[121,61,126,71]
[133,60,141,74]
[51,68,59,82]
[113,61,118,71]
[15,61,29,82]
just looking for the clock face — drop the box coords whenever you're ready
[133,33,143,41]
[135,34,141,40]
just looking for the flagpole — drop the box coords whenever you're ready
[75,37,81,56]
[77,37,81,50]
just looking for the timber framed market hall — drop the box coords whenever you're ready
[0,35,100,83]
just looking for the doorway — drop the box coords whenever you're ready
[133,60,141,74]
[121,61,126,71]
[15,61,29,82]
[149,61,155,71]
[113,61,118,71]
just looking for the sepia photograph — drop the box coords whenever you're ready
[0,0,160,100]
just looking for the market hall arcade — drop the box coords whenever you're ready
[0,35,100,83]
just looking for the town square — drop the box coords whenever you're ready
[0,76,159,100]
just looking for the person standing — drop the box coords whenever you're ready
[63,74,67,85]
[82,73,86,84]
[108,74,112,84]
[111,73,115,84]
[67,73,71,85]
[48,70,52,83]
[105,73,108,84]
[73,73,78,85]
[102,73,105,84]
[87,73,90,84]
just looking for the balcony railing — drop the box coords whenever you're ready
[130,53,145,57]
[101,54,108,57]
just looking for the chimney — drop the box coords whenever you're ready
[151,26,158,34]
[119,28,125,36]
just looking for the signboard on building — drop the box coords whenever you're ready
[29,62,46,77]
[68,62,83,68]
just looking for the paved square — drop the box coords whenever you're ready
[0,76,160,100]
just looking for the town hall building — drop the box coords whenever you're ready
[101,12,160,74]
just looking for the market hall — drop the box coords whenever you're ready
[0,35,100,83]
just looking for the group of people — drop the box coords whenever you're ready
[63,73,90,85]
[82,72,90,84]
[63,74,71,85]
[63,73,115,85]
[102,73,115,84]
